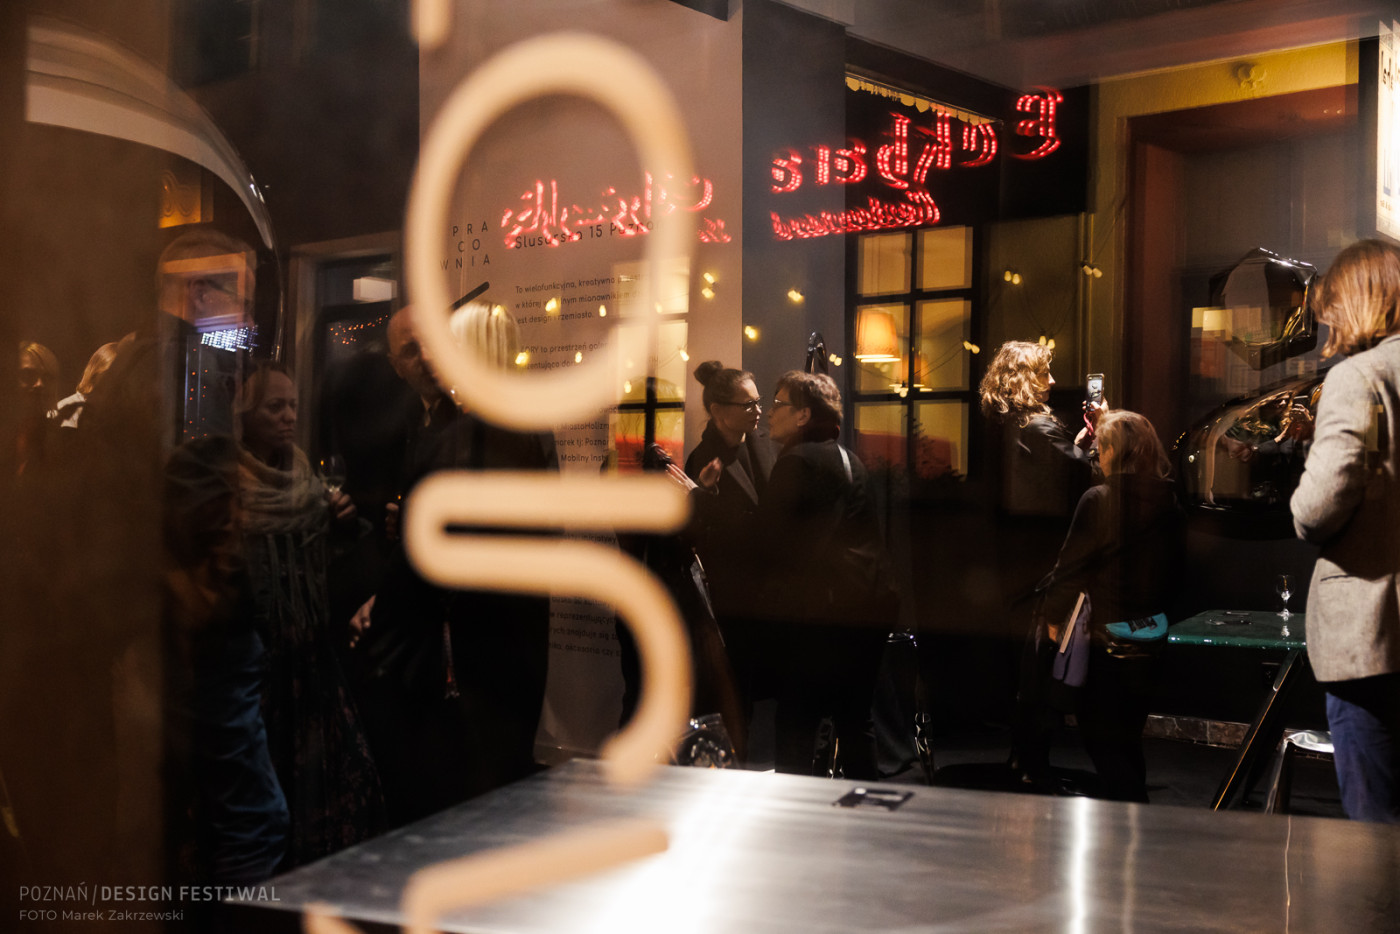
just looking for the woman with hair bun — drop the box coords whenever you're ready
[681,360,775,753]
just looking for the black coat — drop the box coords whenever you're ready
[683,422,776,620]
[757,439,891,627]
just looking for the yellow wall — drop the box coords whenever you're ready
[1086,42,1357,395]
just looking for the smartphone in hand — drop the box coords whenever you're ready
[1086,373,1104,406]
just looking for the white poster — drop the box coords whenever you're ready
[1377,20,1400,240]
[421,2,744,757]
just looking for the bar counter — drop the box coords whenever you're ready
[239,760,1400,932]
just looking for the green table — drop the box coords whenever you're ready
[1168,610,1307,810]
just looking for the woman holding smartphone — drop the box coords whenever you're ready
[978,340,1101,786]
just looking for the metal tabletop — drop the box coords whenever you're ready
[241,760,1400,933]
[1169,610,1306,649]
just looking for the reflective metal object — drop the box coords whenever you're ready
[1207,248,1317,371]
[244,761,1400,933]
[1176,370,1326,514]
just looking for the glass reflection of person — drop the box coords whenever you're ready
[352,303,559,827]
[758,371,893,779]
[978,341,1100,760]
[1031,411,1180,802]
[679,361,775,758]
[233,364,384,867]
[1291,239,1400,824]
[17,340,60,477]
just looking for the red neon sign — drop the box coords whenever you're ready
[768,88,1062,239]
[1012,87,1063,160]
[771,191,940,240]
[500,172,731,249]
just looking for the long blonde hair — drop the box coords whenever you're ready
[1314,239,1400,358]
[979,340,1053,426]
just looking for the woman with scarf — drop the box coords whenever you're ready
[235,363,384,867]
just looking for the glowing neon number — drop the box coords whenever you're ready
[1011,87,1063,160]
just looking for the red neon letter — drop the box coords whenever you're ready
[875,114,911,190]
[814,146,831,186]
[1011,87,1063,160]
[959,124,997,167]
[771,150,803,193]
[833,141,867,184]
[911,113,953,186]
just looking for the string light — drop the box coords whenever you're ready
[515,351,529,366]
[701,287,715,300]
[574,351,583,363]
[599,305,608,317]
[744,325,759,341]
[546,297,560,314]
[829,353,843,366]
[962,340,980,354]
[679,349,690,362]
[702,272,716,284]
[787,288,804,303]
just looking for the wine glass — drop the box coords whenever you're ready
[1276,574,1294,620]
[319,454,347,496]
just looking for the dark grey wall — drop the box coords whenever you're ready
[741,0,848,409]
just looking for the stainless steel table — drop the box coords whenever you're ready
[242,760,1400,932]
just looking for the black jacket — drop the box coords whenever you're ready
[757,439,892,627]
[684,422,776,619]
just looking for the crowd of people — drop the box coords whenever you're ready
[6,233,1398,901]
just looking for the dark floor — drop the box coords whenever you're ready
[918,720,1345,818]
[744,700,1346,819]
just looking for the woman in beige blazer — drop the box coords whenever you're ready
[1291,239,1400,824]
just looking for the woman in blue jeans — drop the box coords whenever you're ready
[1291,239,1400,824]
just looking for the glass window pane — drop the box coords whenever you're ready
[858,232,911,296]
[854,402,906,474]
[915,298,971,391]
[610,408,684,473]
[855,303,908,393]
[918,226,973,291]
[913,401,968,478]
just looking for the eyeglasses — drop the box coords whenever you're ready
[717,399,762,413]
[770,399,795,411]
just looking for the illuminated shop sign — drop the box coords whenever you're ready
[500,172,731,249]
[770,88,1065,240]
[767,82,1080,240]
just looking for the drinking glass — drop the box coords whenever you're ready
[1276,574,1293,620]
[320,454,347,496]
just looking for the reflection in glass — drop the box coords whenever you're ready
[858,231,911,296]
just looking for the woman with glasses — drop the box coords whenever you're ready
[680,361,776,757]
[758,370,893,779]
